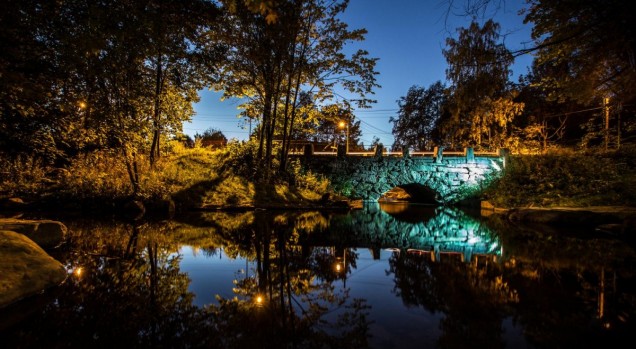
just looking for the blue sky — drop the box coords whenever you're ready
[185,0,534,148]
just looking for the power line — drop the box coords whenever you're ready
[353,108,398,113]
[359,119,393,134]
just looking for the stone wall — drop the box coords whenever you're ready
[294,147,506,203]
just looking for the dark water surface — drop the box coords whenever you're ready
[1,203,636,348]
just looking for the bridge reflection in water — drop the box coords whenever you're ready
[3,203,635,349]
[319,202,501,265]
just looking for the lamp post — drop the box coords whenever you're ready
[338,121,349,154]
[604,97,610,150]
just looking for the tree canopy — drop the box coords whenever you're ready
[441,19,522,150]
[525,0,636,106]
[390,82,447,151]
[209,0,379,175]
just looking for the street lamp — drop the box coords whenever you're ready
[338,121,349,154]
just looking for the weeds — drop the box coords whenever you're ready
[483,147,636,207]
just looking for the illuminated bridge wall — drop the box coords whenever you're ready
[294,146,507,204]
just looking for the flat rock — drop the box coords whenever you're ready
[0,230,67,309]
[0,218,67,249]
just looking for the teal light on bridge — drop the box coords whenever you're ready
[490,159,502,172]
[298,148,507,204]
[467,235,480,245]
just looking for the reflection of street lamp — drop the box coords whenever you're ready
[334,247,347,287]
[73,266,83,278]
[338,121,349,154]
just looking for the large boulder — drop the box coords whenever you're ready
[0,218,67,249]
[0,230,67,309]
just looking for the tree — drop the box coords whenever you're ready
[525,0,636,106]
[524,0,636,149]
[0,0,216,194]
[195,128,228,149]
[390,81,447,151]
[442,20,522,150]
[289,101,361,151]
[210,0,378,177]
[144,0,215,166]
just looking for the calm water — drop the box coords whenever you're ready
[1,203,636,348]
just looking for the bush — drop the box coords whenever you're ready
[483,149,636,207]
[0,154,49,196]
[58,150,136,200]
[288,159,329,194]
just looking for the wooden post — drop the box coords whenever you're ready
[337,144,346,157]
[604,97,610,151]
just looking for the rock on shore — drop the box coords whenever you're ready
[0,218,67,249]
[0,230,67,309]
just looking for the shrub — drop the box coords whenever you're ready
[0,153,49,196]
[483,149,636,207]
[58,150,135,200]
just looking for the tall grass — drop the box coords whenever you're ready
[1,140,335,209]
[483,146,636,207]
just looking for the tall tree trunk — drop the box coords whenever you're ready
[150,55,164,167]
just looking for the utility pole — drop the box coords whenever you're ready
[604,97,610,151]
[617,102,621,149]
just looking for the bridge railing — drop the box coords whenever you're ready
[290,144,506,159]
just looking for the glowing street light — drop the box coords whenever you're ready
[338,121,349,154]
[254,294,265,307]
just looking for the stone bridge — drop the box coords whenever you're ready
[292,145,507,204]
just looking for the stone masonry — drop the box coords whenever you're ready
[294,146,507,204]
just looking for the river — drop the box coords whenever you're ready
[1,203,635,348]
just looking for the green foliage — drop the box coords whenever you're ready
[288,159,330,194]
[391,81,447,150]
[526,0,636,105]
[0,154,48,196]
[59,151,144,200]
[0,0,214,169]
[483,149,636,207]
[442,20,519,149]
[217,139,261,179]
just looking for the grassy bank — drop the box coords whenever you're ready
[4,142,635,213]
[481,146,636,208]
[0,141,338,214]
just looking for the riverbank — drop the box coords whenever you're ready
[481,202,636,238]
[0,219,68,310]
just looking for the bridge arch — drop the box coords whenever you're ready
[379,184,440,204]
[294,147,506,204]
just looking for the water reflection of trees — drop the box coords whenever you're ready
[203,210,370,348]
[4,207,636,348]
[489,217,636,348]
[387,249,518,349]
[1,215,372,348]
